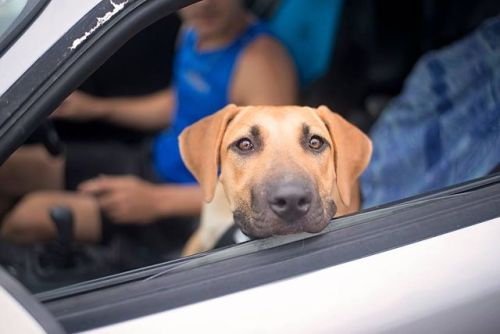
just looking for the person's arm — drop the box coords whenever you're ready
[78,175,202,223]
[54,88,175,131]
[151,184,202,217]
[230,36,298,105]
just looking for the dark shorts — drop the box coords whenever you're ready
[64,139,159,191]
[63,140,197,249]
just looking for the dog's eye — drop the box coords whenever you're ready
[308,136,324,150]
[236,138,254,152]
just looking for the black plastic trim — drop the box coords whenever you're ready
[0,0,49,57]
[0,267,65,334]
[44,175,500,332]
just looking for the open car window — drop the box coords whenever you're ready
[0,0,499,332]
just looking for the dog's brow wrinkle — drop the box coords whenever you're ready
[250,125,263,150]
[300,123,311,147]
[302,123,310,136]
[250,125,260,138]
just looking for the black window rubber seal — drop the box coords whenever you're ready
[0,0,50,58]
[0,266,65,334]
[43,174,500,333]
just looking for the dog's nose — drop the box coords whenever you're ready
[267,183,312,221]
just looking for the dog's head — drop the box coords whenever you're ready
[179,105,372,238]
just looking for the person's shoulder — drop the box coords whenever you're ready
[242,34,290,63]
[237,34,295,77]
[231,33,298,105]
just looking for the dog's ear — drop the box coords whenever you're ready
[179,104,240,202]
[316,105,372,207]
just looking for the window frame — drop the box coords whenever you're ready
[0,0,197,165]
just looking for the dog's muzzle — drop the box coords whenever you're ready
[234,176,335,238]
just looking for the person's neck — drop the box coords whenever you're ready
[197,13,252,51]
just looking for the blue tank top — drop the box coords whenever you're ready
[153,21,270,183]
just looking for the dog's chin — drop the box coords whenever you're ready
[233,200,336,239]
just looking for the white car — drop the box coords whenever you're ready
[1,1,500,333]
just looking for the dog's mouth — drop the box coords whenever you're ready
[232,183,336,238]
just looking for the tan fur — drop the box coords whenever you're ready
[180,105,372,256]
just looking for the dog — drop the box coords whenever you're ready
[179,105,372,256]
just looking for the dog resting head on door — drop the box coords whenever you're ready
[179,105,372,255]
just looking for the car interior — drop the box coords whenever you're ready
[0,0,499,298]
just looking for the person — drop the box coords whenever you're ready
[0,0,297,244]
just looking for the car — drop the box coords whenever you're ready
[1,0,500,333]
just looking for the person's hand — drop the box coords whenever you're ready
[53,91,106,121]
[78,175,162,224]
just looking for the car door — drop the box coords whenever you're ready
[1,1,500,333]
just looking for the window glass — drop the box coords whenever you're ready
[0,0,28,38]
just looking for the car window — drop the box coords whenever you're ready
[0,0,499,298]
[0,0,47,56]
[0,0,28,36]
